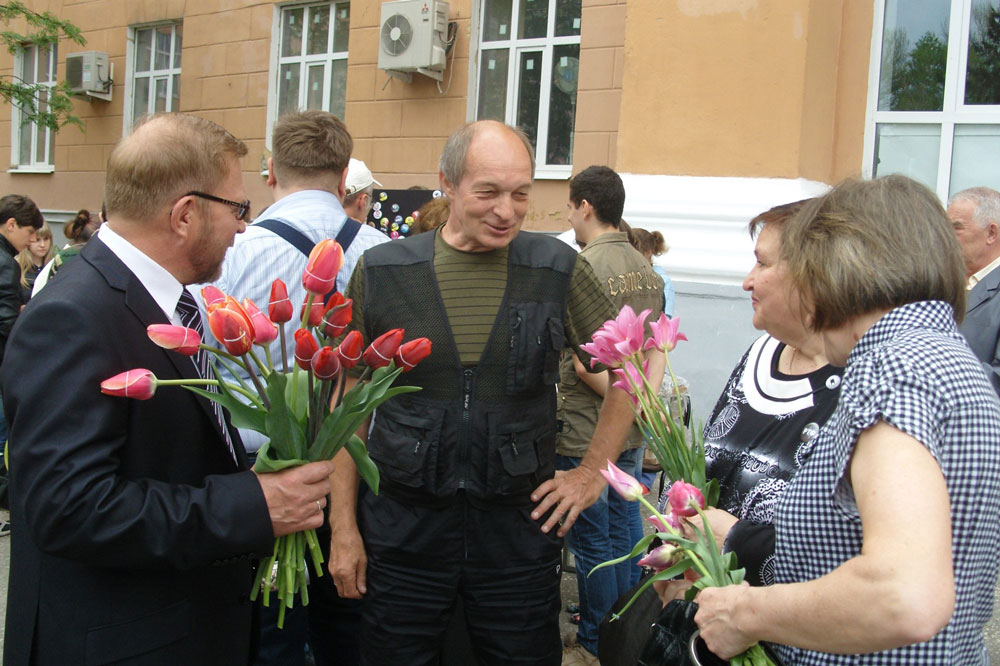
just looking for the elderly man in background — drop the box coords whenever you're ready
[949,186,1000,395]
[208,109,387,666]
[328,120,658,665]
[1,113,334,666]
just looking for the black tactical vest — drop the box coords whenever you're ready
[362,231,576,506]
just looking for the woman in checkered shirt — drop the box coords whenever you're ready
[692,175,1000,665]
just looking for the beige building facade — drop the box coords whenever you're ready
[1,0,997,284]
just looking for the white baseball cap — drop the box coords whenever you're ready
[345,158,382,195]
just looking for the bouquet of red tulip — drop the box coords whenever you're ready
[100,239,431,627]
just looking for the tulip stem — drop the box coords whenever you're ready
[301,294,315,330]
[241,356,270,410]
[199,343,240,364]
[307,370,317,442]
[249,348,270,377]
[279,325,289,373]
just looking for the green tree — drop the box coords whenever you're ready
[966,4,1000,105]
[890,31,947,111]
[1,0,85,130]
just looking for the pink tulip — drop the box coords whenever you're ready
[100,369,157,400]
[243,298,278,345]
[147,324,201,356]
[667,481,705,518]
[302,239,344,297]
[644,313,688,353]
[647,513,682,532]
[268,279,294,324]
[394,338,432,373]
[311,347,342,381]
[610,359,649,407]
[580,330,625,369]
[599,460,644,502]
[336,330,364,369]
[200,285,226,312]
[638,543,680,572]
[363,328,404,369]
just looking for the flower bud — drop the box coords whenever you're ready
[637,543,680,572]
[667,481,705,518]
[294,329,320,371]
[363,328,404,369]
[268,279,293,324]
[243,298,278,345]
[200,285,226,312]
[321,293,353,339]
[147,324,201,356]
[599,460,643,502]
[394,338,432,373]
[300,295,325,328]
[302,239,344,297]
[100,369,157,400]
[218,308,253,356]
[336,330,363,369]
[311,346,342,381]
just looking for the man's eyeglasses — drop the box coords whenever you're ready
[185,191,251,222]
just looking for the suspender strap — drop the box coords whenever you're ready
[254,217,363,257]
[335,218,362,253]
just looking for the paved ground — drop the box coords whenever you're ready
[1,507,999,662]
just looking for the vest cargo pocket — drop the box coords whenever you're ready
[368,405,443,490]
[488,420,547,496]
[507,303,565,395]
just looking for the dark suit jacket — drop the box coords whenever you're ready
[1,237,275,665]
[960,264,1000,397]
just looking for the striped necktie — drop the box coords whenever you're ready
[175,289,237,463]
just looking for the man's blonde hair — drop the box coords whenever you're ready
[781,175,966,330]
[105,114,247,221]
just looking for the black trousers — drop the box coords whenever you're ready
[359,491,563,666]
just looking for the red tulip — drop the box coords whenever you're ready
[394,338,432,373]
[147,324,201,356]
[322,293,353,339]
[363,328,404,369]
[302,239,344,297]
[294,329,320,370]
[207,297,255,348]
[243,298,278,345]
[666,481,705,518]
[268,279,294,324]
[217,308,254,356]
[311,346,342,381]
[100,369,157,400]
[300,295,325,328]
[336,330,363,369]
[201,285,227,312]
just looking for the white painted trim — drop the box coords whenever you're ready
[619,174,830,286]
[465,0,482,122]
[121,27,137,135]
[264,4,284,151]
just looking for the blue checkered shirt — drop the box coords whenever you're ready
[199,189,388,453]
[773,301,1000,665]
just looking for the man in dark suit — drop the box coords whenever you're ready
[950,186,1000,396]
[1,113,336,666]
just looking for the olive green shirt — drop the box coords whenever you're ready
[555,231,665,457]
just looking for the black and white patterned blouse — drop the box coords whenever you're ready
[773,301,1000,665]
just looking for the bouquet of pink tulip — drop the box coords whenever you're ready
[579,305,718,506]
[597,463,776,666]
[99,239,431,627]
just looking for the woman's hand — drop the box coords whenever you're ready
[684,508,738,551]
[694,584,756,659]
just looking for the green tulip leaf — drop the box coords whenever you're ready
[183,386,268,434]
[345,434,379,494]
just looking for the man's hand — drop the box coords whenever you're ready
[256,460,335,537]
[530,464,605,536]
[329,524,367,599]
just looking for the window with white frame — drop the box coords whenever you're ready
[11,44,57,170]
[868,0,1000,199]
[128,23,182,127]
[275,2,350,120]
[476,0,582,176]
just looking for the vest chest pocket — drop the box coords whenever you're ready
[488,419,553,496]
[368,406,444,490]
[507,303,565,394]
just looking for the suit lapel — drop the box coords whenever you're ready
[83,238,241,465]
[967,266,1000,315]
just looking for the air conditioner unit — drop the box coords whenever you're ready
[378,0,449,82]
[66,51,112,101]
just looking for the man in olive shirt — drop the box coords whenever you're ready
[328,121,660,665]
[557,166,665,665]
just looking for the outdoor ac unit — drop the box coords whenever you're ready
[66,51,112,101]
[378,0,449,82]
